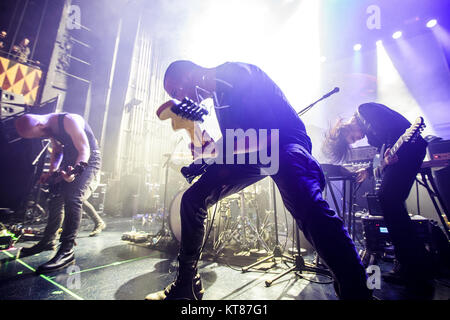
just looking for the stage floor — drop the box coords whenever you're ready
[0,216,449,300]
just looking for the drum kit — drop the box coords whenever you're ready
[166,184,277,256]
[133,150,279,257]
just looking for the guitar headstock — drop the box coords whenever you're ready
[171,98,208,123]
[404,117,426,143]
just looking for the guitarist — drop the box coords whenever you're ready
[146,60,372,300]
[15,112,103,273]
[323,102,434,298]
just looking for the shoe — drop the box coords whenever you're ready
[20,241,56,257]
[89,222,106,237]
[145,257,204,300]
[145,273,204,300]
[382,260,407,285]
[36,242,75,274]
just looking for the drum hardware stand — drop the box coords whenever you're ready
[150,153,174,245]
[213,191,271,255]
[242,180,292,273]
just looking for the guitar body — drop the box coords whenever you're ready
[372,144,386,192]
[43,162,88,196]
[371,117,426,193]
[156,99,213,183]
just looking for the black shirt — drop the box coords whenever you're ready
[213,62,312,153]
[357,103,413,151]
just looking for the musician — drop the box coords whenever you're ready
[323,102,434,298]
[15,112,102,273]
[145,60,371,300]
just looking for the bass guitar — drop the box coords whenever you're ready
[372,116,426,191]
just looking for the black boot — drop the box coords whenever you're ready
[36,242,75,274]
[20,240,57,257]
[145,258,204,300]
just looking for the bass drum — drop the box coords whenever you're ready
[168,188,217,243]
[168,189,185,242]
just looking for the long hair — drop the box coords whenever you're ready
[322,117,352,164]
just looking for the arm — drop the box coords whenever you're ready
[60,114,90,182]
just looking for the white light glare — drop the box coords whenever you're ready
[426,19,437,28]
[392,31,402,39]
[353,43,362,51]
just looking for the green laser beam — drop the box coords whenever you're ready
[56,254,154,278]
[1,250,84,300]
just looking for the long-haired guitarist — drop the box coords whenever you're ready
[146,60,372,300]
[14,112,104,273]
[323,102,434,298]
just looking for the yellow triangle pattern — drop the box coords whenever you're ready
[0,56,42,104]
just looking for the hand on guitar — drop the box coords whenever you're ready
[356,167,370,183]
[60,166,76,183]
[39,172,53,184]
[384,147,399,166]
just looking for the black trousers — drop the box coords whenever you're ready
[44,153,101,244]
[179,143,370,299]
[377,138,432,277]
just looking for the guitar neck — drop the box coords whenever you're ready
[389,136,404,158]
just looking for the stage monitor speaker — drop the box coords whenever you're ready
[88,183,107,215]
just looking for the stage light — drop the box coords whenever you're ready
[426,19,437,28]
[353,44,362,51]
[320,56,327,63]
[392,31,402,39]
[376,40,383,46]
[376,41,430,133]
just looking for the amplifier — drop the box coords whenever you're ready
[428,139,450,161]
[0,90,27,119]
[361,214,431,253]
[88,183,107,214]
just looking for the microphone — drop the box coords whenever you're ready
[322,87,340,99]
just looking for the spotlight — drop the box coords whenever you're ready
[376,40,383,46]
[392,31,402,39]
[426,19,437,28]
[320,56,327,63]
[353,44,362,51]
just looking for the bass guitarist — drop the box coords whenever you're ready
[323,102,434,298]
[146,60,372,300]
[15,112,103,273]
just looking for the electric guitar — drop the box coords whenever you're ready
[42,162,88,195]
[156,98,213,183]
[372,117,426,191]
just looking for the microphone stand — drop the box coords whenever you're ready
[298,87,339,117]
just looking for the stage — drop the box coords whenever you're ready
[1,216,448,301]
